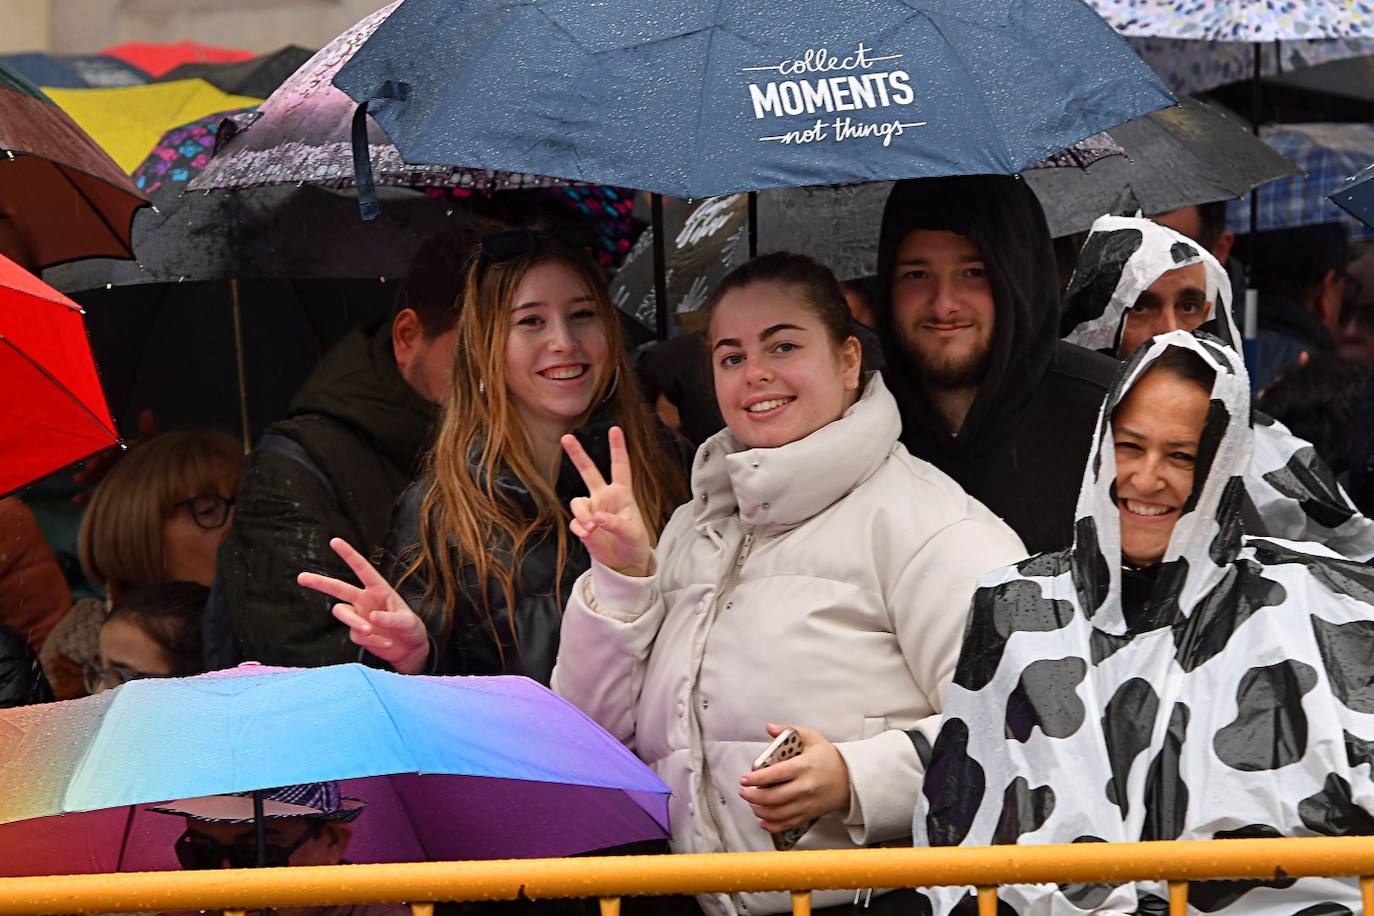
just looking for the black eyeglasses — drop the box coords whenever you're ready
[479,224,598,262]
[82,662,170,694]
[171,494,235,531]
[175,821,323,870]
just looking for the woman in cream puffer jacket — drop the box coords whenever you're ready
[552,253,1026,916]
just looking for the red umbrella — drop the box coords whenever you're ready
[100,41,253,79]
[0,252,119,497]
[0,63,148,270]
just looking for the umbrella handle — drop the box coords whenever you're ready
[351,81,412,222]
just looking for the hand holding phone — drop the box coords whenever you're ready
[748,727,818,851]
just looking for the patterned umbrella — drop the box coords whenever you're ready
[1086,0,1374,41]
[0,63,148,270]
[1125,35,1374,96]
[1226,122,1374,240]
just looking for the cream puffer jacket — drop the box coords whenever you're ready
[552,375,1026,916]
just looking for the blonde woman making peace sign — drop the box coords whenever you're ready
[299,229,685,682]
[550,253,1026,916]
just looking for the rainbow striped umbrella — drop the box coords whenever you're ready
[0,664,669,876]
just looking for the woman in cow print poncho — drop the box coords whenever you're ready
[1059,213,1374,562]
[917,329,1374,916]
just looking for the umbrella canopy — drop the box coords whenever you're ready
[1226,122,1374,240]
[1023,95,1299,237]
[43,79,262,173]
[0,52,149,89]
[1331,161,1374,229]
[192,1,569,195]
[0,252,118,498]
[1086,0,1374,41]
[0,63,148,270]
[156,45,315,98]
[41,110,453,442]
[0,664,670,876]
[46,110,452,290]
[101,41,254,79]
[1125,35,1374,96]
[332,0,1172,199]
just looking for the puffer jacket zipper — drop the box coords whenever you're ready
[694,526,755,913]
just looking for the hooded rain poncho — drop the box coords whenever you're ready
[916,329,1374,916]
[1062,214,1374,561]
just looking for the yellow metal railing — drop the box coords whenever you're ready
[2,837,1374,916]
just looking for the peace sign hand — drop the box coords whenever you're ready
[297,537,431,675]
[561,426,654,579]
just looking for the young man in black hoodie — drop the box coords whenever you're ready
[874,175,1118,554]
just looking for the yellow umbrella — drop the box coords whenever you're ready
[42,79,262,173]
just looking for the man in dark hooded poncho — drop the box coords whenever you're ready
[875,175,1118,554]
[916,330,1374,916]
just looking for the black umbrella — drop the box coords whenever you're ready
[1021,96,1299,237]
[155,46,316,99]
[43,111,457,444]
[75,278,395,440]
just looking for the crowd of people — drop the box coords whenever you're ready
[3,172,1374,916]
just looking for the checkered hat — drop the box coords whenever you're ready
[148,782,366,824]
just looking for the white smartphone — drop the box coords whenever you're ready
[750,728,816,851]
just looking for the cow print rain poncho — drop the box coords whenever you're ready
[1060,214,1374,562]
[916,330,1374,916]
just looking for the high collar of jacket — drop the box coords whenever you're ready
[472,411,617,517]
[289,319,439,473]
[872,175,1062,455]
[689,373,898,532]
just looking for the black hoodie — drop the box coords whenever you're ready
[874,175,1118,554]
[217,319,439,667]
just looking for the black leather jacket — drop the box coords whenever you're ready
[0,624,53,708]
[383,416,618,685]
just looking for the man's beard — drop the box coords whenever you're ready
[899,331,991,391]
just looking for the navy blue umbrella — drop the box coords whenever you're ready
[1332,161,1374,231]
[333,0,1174,200]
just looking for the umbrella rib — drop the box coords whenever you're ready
[685,4,730,196]
[0,334,119,442]
[54,160,138,259]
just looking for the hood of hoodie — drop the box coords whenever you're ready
[1062,213,1236,354]
[1072,329,1253,636]
[288,318,439,472]
[874,175,1064,451]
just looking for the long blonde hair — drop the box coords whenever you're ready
[403,238,686,663]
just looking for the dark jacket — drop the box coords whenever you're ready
[218,320,439,667]
[0,623,53,707]
[383,417,620,685]
[873,175,1118,555]
[1251,288,1336,395]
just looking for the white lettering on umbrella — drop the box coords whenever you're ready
[743,42,926,146]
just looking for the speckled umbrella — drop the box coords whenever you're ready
[191,1,567,195]
[1085,0,1374,41]
[0,63,148,269]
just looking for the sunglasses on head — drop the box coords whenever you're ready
[479,224,598,262]
[175,820,323,870]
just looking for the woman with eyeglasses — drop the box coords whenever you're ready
[39,430,241,698]
[300,228,687,684]
[86,581,208,694]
